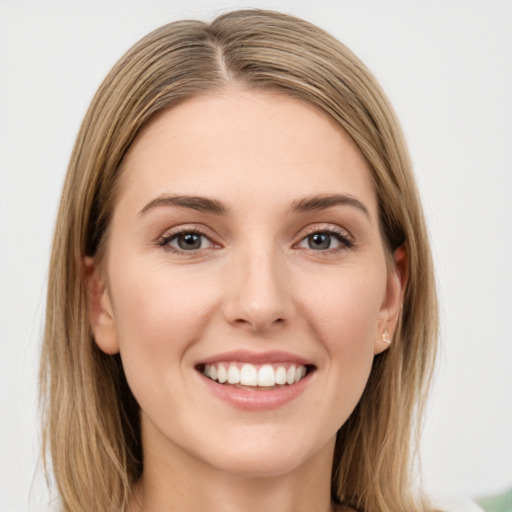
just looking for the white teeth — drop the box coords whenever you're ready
[286,365,296,385]
[227,365,240,384]
[258,364,275,386]
[275,366,287,385]
[203,362,308,387]
[240,364,258,386]
[217,363,227,383]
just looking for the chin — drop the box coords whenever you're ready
[206,450,311,478]
[193,428,335,479]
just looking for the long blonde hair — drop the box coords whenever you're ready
[40,9,438,512]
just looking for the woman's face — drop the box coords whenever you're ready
[88,90,403,478]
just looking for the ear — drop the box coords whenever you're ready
[83,256,120,354]
[374,244,408,355]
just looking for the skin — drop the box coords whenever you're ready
[86,89,405,512]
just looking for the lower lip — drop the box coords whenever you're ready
[199,371,312,411]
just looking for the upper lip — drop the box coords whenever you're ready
[196,350,315,367]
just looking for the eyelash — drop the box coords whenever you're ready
[297,226,355,252]
[157,225,355,255]
[158,227,215,255]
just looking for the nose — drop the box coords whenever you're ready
[222,247,293,333]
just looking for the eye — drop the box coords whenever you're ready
[296,229,353,251]
[160,230,214,252]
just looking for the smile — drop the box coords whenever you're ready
[202,362,308,388]
[195,351,315,410]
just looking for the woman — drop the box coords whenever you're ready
[40,9,438,512]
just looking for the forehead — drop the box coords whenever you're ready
[117,89,377,218]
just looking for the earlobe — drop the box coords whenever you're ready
[374,244,408,355]
[83,256,120,355]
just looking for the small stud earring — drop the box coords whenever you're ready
[382,328,391,344]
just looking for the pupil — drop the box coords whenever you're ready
[178,233,201,250]
[309,233,331,250]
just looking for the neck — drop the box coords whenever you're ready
[130,420,338,512]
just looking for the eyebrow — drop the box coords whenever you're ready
[290,194,370,219]
[138,193,370,219]
[138,195,230,217]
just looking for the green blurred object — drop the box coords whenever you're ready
[476,487,512,512]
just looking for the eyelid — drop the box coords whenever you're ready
[155,222,355,255]
[157,224,221,254]
[300,223,352,239]
[294,224,355,251]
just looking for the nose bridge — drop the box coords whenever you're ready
[223,239,292,331]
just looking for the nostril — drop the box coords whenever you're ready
[232,316,285,330]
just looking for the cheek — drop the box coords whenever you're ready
[106,257,228,437]
[110,254,217,341]
[106,254,220,395]
[301,264,386,348]
[298,264,386,414]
